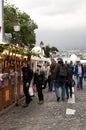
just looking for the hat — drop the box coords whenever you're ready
[57,58,63,64]
[57,58,63,62]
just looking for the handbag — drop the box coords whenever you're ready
[33,84,37,92]
[72,79,75,87]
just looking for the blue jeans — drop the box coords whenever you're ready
[77,76,83,89]
[54,82,66,100]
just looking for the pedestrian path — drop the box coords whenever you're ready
[68,87,75,104]
[66,87,76,115]
[0,84,86,130]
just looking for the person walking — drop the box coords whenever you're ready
[74,60,84,90]
[50,59,56,91]
[54,58,67,102]
[33,64,45,104]
[65,63,74,99]
[22,62,33,107]
[42,61,51,90]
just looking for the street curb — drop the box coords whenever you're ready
[0,97,25,115]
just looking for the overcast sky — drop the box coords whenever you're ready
[7,0,86,50]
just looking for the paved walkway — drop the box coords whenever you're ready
[0,80,86,130]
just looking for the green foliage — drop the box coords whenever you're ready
[43,45,59,58]
[43,45,50,57]
[0,44,9,52]
[4,2,38,49]
[50,46,58,54]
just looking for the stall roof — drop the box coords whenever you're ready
[0,41,9,45]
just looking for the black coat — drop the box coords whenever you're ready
[22,66,33,83]
[34,71,45,86]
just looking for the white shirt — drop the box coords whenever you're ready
[78,65,82,77]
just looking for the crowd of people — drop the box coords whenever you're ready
[21,58,85,107]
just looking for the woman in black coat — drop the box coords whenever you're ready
[34,64,45,104]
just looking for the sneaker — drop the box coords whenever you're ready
[66,96,69,99]
[38,100,44,104]
[22,103,28,108]
[62,98,65,101]
[57,97,60,102]
[29,98,32,103]
[70,95,72,98]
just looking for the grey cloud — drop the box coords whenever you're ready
[25,0,85,16]
[36,27,86,50]
[8,0,86,16]
[8,0,86,51]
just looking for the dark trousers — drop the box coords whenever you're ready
[49,74,54,91]
[65,82,72,98]
[43,79,48,89]
[23,82,32,104]
[47,75,51,90]
[36,84,44,101]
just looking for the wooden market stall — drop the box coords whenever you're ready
[0,43,27,110]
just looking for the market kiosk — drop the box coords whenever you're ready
[0,45,26,110]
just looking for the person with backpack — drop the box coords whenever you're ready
[22,62,33,107]
[53,58,67,102]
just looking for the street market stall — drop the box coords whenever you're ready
[0,42,27,110]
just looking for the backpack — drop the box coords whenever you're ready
[59,64,67,77]
[67,65,73,77]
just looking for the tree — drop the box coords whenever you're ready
[4,2,38,49]
[43,44,59,58]
[50,46,59,54]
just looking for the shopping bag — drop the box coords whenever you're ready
[72,79,75,87]
[29,79,34,96]
[33,84,37,92]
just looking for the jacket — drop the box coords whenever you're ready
[22,66,33,83]
[74,64,84,77]
[53,63,67,82]
[34,71,45,86]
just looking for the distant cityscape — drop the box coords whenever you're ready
[55,49,86,60]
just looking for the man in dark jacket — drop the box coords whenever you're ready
[54,58,67,101]
[74,60,84,90]
[22,62,33,107]
[65,63,74,99]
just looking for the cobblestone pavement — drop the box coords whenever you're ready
[0,81,86,130]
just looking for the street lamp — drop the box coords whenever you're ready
[13,21,20,104]
[13,21,20,32]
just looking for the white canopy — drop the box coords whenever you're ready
[31,55,50,62]
[31,46,41,54]
[0,41,9,45]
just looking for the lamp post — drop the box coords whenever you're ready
[13,21,20,104]
[0,0,4,42]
